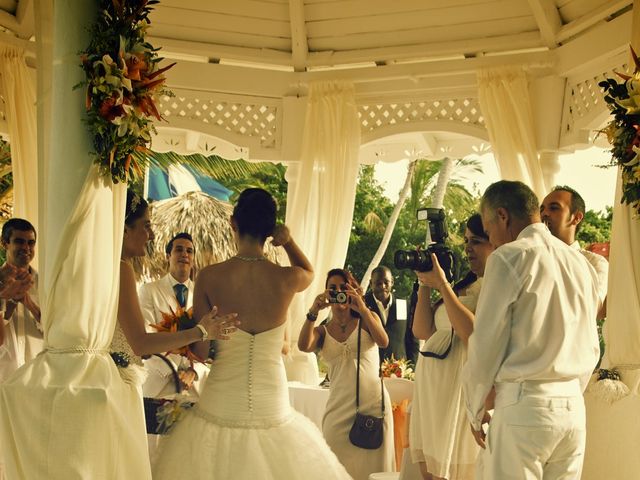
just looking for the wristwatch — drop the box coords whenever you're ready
[306,311,318,321]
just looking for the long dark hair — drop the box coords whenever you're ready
[432,213,487,308]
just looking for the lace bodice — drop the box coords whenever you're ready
[110,321,143,367]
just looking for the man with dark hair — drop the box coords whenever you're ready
[462,180,601,479]
[139,232,209,455]
[365,265,418,365]
[541,186,608,317]
[0,218,43,382]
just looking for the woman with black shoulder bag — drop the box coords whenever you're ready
[299,268,395,480]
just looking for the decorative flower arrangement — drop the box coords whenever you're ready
[599,47,640,215]
[381,355,415,381]
[151,306,206,366]
[77,0,175,184]
[154,394,195,434]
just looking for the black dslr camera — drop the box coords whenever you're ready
[393,208,455,282]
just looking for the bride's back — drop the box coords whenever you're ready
[195,258,298,334]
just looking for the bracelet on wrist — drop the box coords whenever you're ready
[195,324,208,341]
[306,311,318,322]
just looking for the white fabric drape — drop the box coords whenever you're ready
[0,1,150,477]
[284,81,361,383]
[0,45,38,236]
[477,67,547,199]
[582,5,640,477]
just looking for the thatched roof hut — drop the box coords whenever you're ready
[134,191,283,281]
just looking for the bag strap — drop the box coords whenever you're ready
[152,353,182,394]
[419,330,455,359]
[355,321,385,417]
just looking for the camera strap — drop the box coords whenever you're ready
[419,329,454,359]
[355,321,385,416]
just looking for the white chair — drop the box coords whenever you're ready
[383,377,414,404]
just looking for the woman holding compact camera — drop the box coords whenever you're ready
[298,268,395,480]
[408,213,494,480]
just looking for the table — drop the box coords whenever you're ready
[288,381,330,430]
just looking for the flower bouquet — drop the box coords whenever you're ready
[599,47,640,215]
[151,306,206,366]
[77,0,175,183]
[381,355,415,381]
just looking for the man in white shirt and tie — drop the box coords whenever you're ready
[540,186,608,318]
[463,180,601,479]
[139,232,209,398]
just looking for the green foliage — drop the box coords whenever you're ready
[345,162,481,299]
[577,207,612,245]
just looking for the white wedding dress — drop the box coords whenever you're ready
[153,323,352,479]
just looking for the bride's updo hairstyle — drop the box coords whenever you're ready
[125,189,149,227]
[232,188,277,243]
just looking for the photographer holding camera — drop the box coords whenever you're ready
[298,268,394,479]
[404,213,494,480]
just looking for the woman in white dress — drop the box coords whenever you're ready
[299,268,395,480]
[409,214,494,480]
[111,191,239,477]
[153,188,351,479]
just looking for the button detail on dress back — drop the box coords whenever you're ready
[248,335,255,413]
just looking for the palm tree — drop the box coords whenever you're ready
[359,156,482,291]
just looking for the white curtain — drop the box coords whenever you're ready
[0,1,150,477]
[284,81,361,383]
[477,66,547,199]
[0,45,38,235]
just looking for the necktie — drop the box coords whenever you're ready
[174,284,188,308]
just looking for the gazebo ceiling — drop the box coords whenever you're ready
[145,0,630,73]
[0,0,632,160]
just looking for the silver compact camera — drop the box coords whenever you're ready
[328,290,348,304]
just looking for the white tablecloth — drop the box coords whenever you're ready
[288,381,330,430]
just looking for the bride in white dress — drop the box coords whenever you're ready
[153,188,351,479]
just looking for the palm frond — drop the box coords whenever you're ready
[132,150,267,182]
[363,211,385,234]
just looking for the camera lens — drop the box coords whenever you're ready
[394,250,417,270]
[336,292,348,304]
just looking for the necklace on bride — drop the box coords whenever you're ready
[234,254,267,261]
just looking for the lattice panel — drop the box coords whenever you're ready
[564,62,630,133]
[157,95,279,148]
[358,98,484,133]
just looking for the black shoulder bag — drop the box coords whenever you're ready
[348,322,385,449]
[143,354,193,435]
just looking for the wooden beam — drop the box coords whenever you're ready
[527,0,563,48]
[556,0,631,43]
[165,48,553,100]
[307,32,542,67]
[555,10,630,77]
[288,0,308,72]
[147,36,292,66]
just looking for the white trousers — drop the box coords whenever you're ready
[483,380,585,480]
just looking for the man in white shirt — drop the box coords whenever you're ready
[139,232,209,398]
[463,180,601,479]
[0,218,43,382]
[540,186,609,317]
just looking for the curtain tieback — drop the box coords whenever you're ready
[42,347,109,355]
